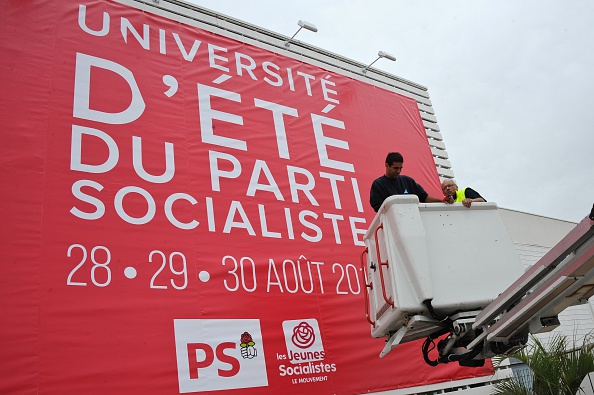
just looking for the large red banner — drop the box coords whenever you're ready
[0,1,492,394]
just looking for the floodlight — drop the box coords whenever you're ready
[362,51,396,73]
[284,20,318,47]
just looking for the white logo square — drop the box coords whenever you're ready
[174,319,268,393]
[282,319,325,364]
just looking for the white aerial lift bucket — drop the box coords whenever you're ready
[361,195,523,355]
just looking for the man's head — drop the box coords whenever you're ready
[384,152,404,179]
[441,179,458,197]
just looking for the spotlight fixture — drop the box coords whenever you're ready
[284,20,318,47]
[362,51,396,73]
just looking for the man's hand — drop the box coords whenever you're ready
[462,198,473,208]
[442,195,454,204]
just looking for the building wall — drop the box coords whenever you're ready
[499,207,576,250]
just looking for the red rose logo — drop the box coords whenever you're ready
[241,332,253,344]
[292,322,315,349]
[239,331,257,359]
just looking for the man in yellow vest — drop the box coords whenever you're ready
[441,179,485,208]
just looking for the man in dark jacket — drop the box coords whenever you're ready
[369,152,446,212]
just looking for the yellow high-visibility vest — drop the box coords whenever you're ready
[454,188,468,203]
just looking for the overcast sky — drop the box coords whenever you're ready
[189,0,593,223]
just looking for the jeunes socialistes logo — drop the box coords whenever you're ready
[279,318,336,380]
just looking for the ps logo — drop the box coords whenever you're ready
[185,342,239,379]
[174,319,268,393]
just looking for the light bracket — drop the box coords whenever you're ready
[284,20,318,47]
[362,51,396,73]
